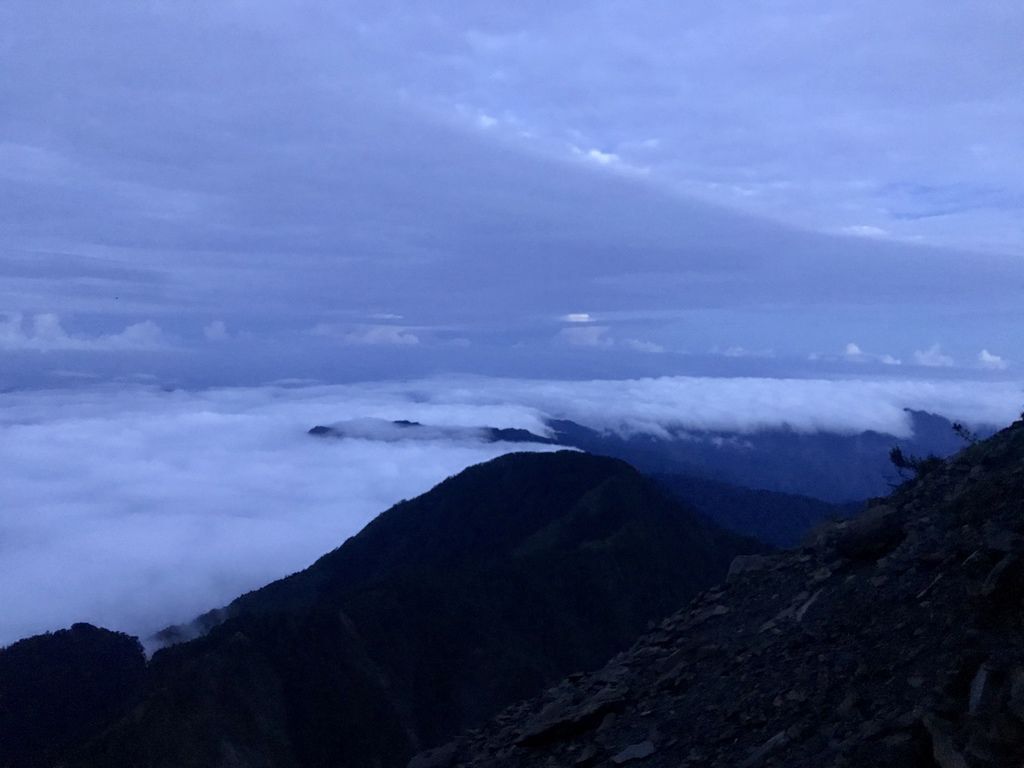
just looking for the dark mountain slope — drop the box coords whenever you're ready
[29,451,757,768]
[437,418,1024,768]
[0,624,145,768]
[654,473,860,547]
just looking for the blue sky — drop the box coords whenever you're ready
[1,0,1022,386]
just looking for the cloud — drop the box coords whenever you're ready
[913,344,955,368]
[0,313,167,352]
[312,324,421,346]
[841,342,900,366]
[978,349,1009,370]
[556,323,664,353]
[840,225,889,238]
[0,2,1023,386]
[1,374,1021,646]
[583,148,619,166]
[716,346,776,359]
[0,385,557,646]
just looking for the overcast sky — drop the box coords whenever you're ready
[1,0,1022,385]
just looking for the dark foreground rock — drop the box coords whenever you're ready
[428,419,1024,768]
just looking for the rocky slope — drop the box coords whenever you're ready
[426,418,1024,768]
[1,451,758,768]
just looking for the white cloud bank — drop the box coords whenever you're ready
[0,313,167,352]
[979,349,1009,371]
[913,344,955,368]
[1,374,1020,647]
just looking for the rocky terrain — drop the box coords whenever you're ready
[424,418,1024,768]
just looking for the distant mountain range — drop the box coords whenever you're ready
[545,409,985,502]
[0,452,758,768]
[308,418,558,445]
[311,410,983,504]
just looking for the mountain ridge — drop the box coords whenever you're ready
[1,450,759,768]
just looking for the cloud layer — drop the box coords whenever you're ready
[2,375,1021,647]
[1,1,1022,384]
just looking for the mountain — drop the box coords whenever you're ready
[433,417,1024,768]
[1,451,758,768]
[308,418,558,445]
[548,409,983,502]
[0,624,145,768]
[305,410,983,506]
[654,473,861,547]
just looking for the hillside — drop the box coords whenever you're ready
[0,624,145,768]
[548,410,981,502]
[654,473,859,547]
[1,451,757,768]
[433,418,1024,768]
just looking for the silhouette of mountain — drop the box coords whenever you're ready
[0,624,145,768]
[1,451,757,768]
[547,409,982,502]
[654,473,861,547]
[308,418,557,445]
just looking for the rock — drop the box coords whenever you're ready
[982,526,1023,553]
[728,554,771,581]
[837,692,859,719]
[923,716,969,768]
[610,741,656,764]
[968,663,997,715]
[794,589,822,623]
[1009,667,1024,722]
[980,553,1022,603]
[516,686,629,747]
[809,566,832,583]
[408,742,457,768]
[848,728,931,765]
[574,743,600,766]
[738,730,788,768]
[835,505,905,561]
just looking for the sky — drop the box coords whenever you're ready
[1,0,1022,386]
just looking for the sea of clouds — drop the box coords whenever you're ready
[1,375,1021,647]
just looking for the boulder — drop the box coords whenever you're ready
[835,505,905,561]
